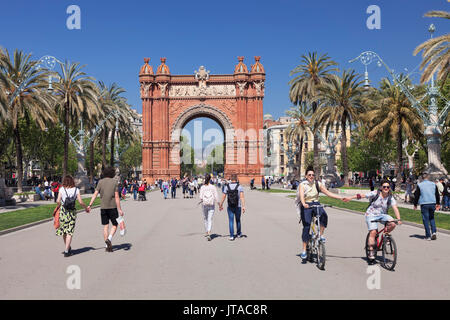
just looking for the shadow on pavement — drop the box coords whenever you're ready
[112,243,132,252]
[179,232,204,237]
[70,247,99,256]
[326,254,366,260]
[409,234,426,240]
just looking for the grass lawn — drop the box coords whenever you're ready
[287,195,450,231]
[258,189,296,193]
[0,197,102,232]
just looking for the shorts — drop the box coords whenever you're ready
[101,208,119,226]
[366,214,394,231]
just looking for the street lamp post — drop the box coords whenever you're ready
[350,25,449,179]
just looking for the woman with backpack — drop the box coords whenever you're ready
[343,179,402,261]
[55,175,90,257]
[199,174,219,241]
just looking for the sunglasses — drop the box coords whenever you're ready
[382,186,390,189]
[307,174,315,177]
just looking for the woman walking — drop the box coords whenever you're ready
[199,174,219,241]
[55,175,90,257]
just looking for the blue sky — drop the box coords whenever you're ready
[0,0,448,148]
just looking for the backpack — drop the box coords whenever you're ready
[226,183,240,208]
[367,190,392,212]
[202,186,215,206]
[63,188,78,211]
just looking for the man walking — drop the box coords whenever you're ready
[87,167,124,252]
[413,173,441,241]
[171,178,177,199]
[219,174,246,241]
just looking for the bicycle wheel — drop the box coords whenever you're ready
[365,233,378,261]
[382,235,397,271]
[306,239,314,262]
[316,241,326,270]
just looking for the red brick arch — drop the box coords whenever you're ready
[139,57,265,184]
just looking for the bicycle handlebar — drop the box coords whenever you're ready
[308,204,332,208]
[370,218,400,225]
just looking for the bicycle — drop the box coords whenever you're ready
[306,204,330,271]
[365,218,399,271]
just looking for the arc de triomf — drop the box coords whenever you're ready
[139,56,265,184]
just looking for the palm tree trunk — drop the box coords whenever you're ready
[63,101,70,177]
[102,128,107,169]
[110,128,115,167]
[89,140,94,183]
[13,127,23,193]
[312,102,320,176]
[298,136,304,179]
[396,117,403,184]
[341,115,349,187]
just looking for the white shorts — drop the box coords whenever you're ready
[365,214,394,231]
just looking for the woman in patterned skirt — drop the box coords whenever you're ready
[55,175,90,257]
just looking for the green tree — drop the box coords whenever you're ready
[364,76,423,182]
[313,70,366,186]
[119,141,142,178]
[0,49,56,192]
[206,144,224,175]
[413,10,449,85]
[285,102,313,179]
[289,52,338,175]
[52,61,98,177]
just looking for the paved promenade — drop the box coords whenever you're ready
[1,187,449,299]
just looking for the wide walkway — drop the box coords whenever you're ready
[1,186,449,299]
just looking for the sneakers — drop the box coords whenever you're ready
[105,239,113,252]
[426,237,432,241]
[229,236,235,241]
[300,252,307,260]
[236,234,243,238]
[207,235,212,241]
[431,233,437,240]
[320,236,326,243]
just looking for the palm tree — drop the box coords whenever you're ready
[312,70,366,186]
[0,48,8,121]
[52,61,98,177]
[113,99,140,170]
[414,10,449,85]
[364,76,424,182]
[289,52,338,175]
[285,102,313,179]
[96,82,133,167]
[0,49,56,192]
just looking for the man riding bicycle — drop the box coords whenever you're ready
[344,179,402,262]
[297,166,347,260]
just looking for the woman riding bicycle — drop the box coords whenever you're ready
[297,166,347,260]
[344,179,402,261]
